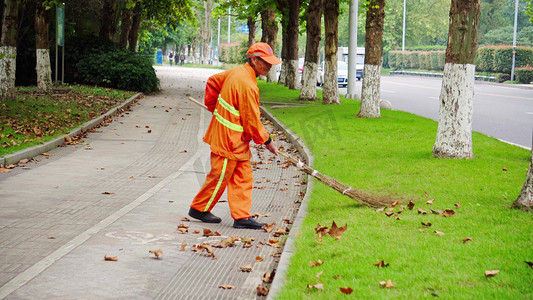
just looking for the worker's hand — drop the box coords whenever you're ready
[265,140,278,156]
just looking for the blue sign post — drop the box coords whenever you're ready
[156,50,163,65]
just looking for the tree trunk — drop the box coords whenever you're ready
[357,0,385,117]
[285,0,300,90]
[261,7,278,82]
[433,0,480,159]
[35,0,52,92]
[119,7,132,48]
[322,0,340,104]
[0,0,19,101]
[513,149,533,209]
[247,16,256,47]
[99,0,116,41]
[299,0,322,101]
[128,2,142,52]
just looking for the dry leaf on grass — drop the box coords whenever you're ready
[315,271,323,278]
[256,284,269,296]
[149,249,163,259]
[434,231,445,236]
[485,270,499,277]
[328,221,347,240]
[525,261,533,269]
[379,280,394,288]
[340,287,354,294]
[104,255,118,261]
[421,222,432,227]
[441,209,456,217]
[417,208,428,214]
[314,223,329,243]
[407,200,415,210]
[309,259,323,267]
[454,202,461,208]
[307,283,324,290]
[426,199,435,205]
[462,237,473,243]
[373,260,389,267]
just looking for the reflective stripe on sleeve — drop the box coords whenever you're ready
[213,109,244,132]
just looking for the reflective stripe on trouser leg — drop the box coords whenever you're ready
[203,158,228,212]
[227,159,253,220]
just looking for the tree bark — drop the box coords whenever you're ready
[119,7,132,48]
[433,0,480,159]
[128,2,142,52]
[247,16,256,47]
[285,0,300,90]
[299,0,322,101]
[35,0,52,92]
[513,149,533,209]
[261,7,278,82]
[277,0,288,85]
[0,0,19,101]
[322,0,340,104]
[99,0,116,41]
[358,0,385,117]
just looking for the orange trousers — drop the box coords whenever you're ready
[190,152,253,220]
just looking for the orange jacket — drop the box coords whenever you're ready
[203,63,270,161]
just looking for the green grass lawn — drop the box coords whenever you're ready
[259,81,533,299]
[0,85,135,157]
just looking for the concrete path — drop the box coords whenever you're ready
[0,66,307,299]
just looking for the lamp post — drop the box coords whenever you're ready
[347,0,359,99]
[402,0,406,51]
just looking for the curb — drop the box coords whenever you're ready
[0,92,143,167]
[260,106,314,300]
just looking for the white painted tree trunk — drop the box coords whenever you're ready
[358,64,381,118]
[36,49,52,91]
[433,63,475,159]
[513,149,533,208]
[299,61,318,100]
[322,60,340,104]
[278,63,286,85]
[267,67,277,82]
[286,59,299,89]
[0,46,16,100]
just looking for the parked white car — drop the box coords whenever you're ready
[317,60,349,87]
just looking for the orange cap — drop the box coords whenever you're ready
[247,42,282,65]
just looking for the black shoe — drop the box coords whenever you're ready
[188,208,221,223]
[233,217,267,229]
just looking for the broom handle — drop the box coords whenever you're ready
[188,96,208,110]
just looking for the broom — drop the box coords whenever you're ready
[187,96,397,207]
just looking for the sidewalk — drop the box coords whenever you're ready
[0,66,308,299]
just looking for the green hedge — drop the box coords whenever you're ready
[388,50,444,71]
[515,65,533,83]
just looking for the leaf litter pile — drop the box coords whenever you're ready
[305,196,506,296]
[0,87,134,157]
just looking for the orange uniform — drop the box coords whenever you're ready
[190,63,270,220]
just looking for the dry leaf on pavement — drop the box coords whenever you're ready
[203,228,221,237]
[219,285,234,289]
[240,264,253,272]
[256,284,269,296]
[149,249,163,259]
[104,255,118,261]
[180,241,187,251]
[262,222,275,233]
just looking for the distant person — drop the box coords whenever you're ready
[174,52,179,66]
[169,52,173,66]
[188,42,281,229]
[180,53,185,65]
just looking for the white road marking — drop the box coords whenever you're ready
[526,112,533,115]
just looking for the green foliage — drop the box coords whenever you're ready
[77,50,159,93]
[515,64,533,83]
[480,25,533,47]
[218,41,248,64]
[492,46,533,73]
[388,50,444,71]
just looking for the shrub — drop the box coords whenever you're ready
[515,64,533,84]
[429,51,445,70]
[476,46,496,72]
[77,50,159,93]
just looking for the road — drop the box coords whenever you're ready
[339,76,533,149]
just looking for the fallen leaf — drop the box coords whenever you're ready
[332,274,342,279]
[462,237,473,243]
[441,209,456,217]
[421,222,432,227]
[256,284,269,296]
[379,279,394,288]
[179,149,187,153]
[525,261,533,269]
[426,199,435,205]
[407,200,415,210]
[391,201,399,207]
[340,287,354,294]
[262,269,275,283]
[180,241,187,251]
[273,227,289,237]
[203,228,221,237]
[502,167,508,171]
[104,255,118,261]
[328,221,348,240]
[385,212,394,217]
[262,222,275,233]
[255,256,263,262]
[417,208,428,214]
[376,207,385,213]
[310,259,323,267]
[240,264,253,272]
[374,260,390,267]
[315,271,323,278]
[149,249,163,259]
[42,153,52,156]
[102,191,114,195]
[485,270,499,277]
[181,217,190,221]
[314,223,329,243]
[434,231,445,236]
[0,168,11,173]
[219,285,234,289]
[431,209,443,215]
[307,283,324,290]
[454,202,461,208]
[213,236,240,248]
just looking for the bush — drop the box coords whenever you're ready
[476,46,495,72]
[515,65,533,84]
[77,50,159,93]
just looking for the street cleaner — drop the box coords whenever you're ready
[188,42,281,229]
